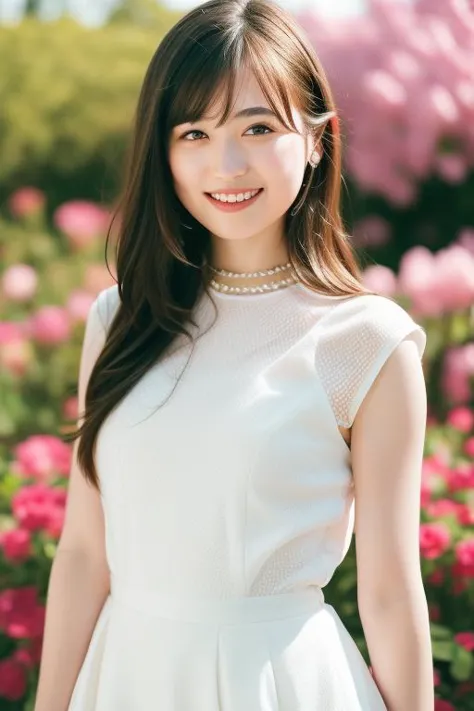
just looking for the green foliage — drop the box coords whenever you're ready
[0,16,175,211]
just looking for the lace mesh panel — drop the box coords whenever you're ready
[314,295,426,428]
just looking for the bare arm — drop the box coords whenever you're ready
[352,338,434,711]
[34,297,111,711]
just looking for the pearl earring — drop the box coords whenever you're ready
[309,150,321,168]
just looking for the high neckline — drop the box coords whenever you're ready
[206,280,303,301]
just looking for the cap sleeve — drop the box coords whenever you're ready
[95,284,120,336]
[314,294,427,429]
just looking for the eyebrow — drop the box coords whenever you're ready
[181,106,278,127]
[232,107,277,119]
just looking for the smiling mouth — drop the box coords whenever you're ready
[205,189,264,201]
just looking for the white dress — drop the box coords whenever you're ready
[67,281,426,711]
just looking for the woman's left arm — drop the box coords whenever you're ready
[351,337,434,711]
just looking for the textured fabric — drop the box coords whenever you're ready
[68,282,426,710]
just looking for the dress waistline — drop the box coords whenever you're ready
[109,581,325,624]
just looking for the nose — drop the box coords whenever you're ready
[213,140,248,180]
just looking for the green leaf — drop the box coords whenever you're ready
[432,640,455,662]
[430,623,453,641]
[450,645,474,682]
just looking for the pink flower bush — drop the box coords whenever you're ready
[1,264,38,302]
[0,529,32,563]
[54,200,111,250]
[13,435,72,482]
[28,305,71,345]
[300,0,474,205]
[8,187,45,219]
[11,485,67,539]
[398,244,474,316]
[420,522,451,560]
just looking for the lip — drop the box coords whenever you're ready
[207,188,262,195]
[204,188,264,212]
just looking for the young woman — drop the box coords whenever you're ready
[34,1,434,710]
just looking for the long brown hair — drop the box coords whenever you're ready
[69,0,375,491]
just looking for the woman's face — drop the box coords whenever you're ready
[168,66,314,248]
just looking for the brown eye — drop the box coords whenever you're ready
[246,124,274,136]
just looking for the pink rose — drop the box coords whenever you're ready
[11,484,67,539]
[54,200,111,250]
[435,700,455,711]
[13,435,72,482]
[457,228,474,256]
[447,406,474,432]
[446,464,474,493]
[362,265,398,296]
[442,344,474,404]
[84,263,116,294]
[0,657,27,700]
[0,587,45,639]
[464,437,474,458]
[426,499,459,519]
[428,569,444,586]
[433,668,440,687]
[353,216,392,248]
[456,504,474,527]
[29,306,71,345]
[435,245,474,312]
[419,522,451,560]
[0,338,33,377]
[435,153,468,183]
[1,264,38,302]
[0,529,32,563]
[455,538,474,577]
[63,396,79,421]
[66,289,96,322]
[0,322,25,344]
[398,247,442,317]
[454,632,474,652]
[8,187,45,219]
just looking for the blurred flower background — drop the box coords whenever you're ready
[0,0,473,708]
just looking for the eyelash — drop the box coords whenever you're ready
[179,123,274,141]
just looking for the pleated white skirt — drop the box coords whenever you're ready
[67,583,387,710]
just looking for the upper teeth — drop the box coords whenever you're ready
[210,189,260,203]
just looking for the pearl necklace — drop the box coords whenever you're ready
[207,262,299,295]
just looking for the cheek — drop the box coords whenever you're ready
[267,136,308,196]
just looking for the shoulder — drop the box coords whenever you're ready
[94,284,120,334]
[316,293,426,359]
[313,293,427,428]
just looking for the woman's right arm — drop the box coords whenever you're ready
[33,295,111,711]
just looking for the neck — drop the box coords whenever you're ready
[208,230,289,275]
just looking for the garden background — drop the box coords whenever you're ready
[0,0,474,708]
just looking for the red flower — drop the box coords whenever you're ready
[0,587,45,639]
[419,523,451,560]
[0,657,27,700]
[0,528,32,563]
